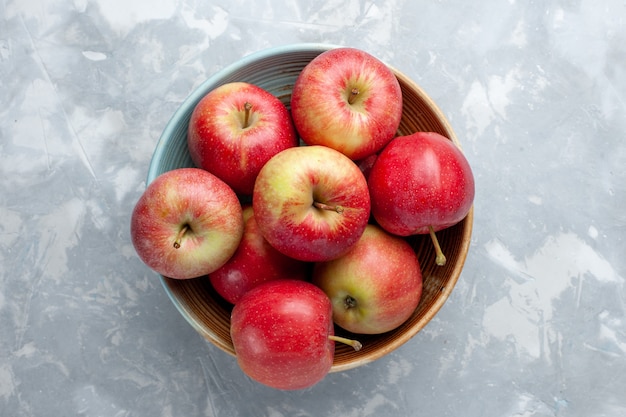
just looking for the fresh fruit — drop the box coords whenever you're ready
[290,47,402,160]
[368,132,475,265]
[130,168,244,279]
[131,47,477,391]
[252,145,371,262]
[187,81,298,195]
[230,279,361,390]
[312,224,422,334]
[208,206,309,304]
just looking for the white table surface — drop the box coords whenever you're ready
[2,0,625,416]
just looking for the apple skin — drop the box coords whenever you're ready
[208,206,309,304]
[290,47,402,161]
[368,132,475,236]
[130,168,244,279]
[230,279,336,390]
[312,224,422,335]
[252,145,371,262]
[356,152,378,181]
[187,81,298,195]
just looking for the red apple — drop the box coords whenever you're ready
[230,279,361,390]
[312,224,422,334]
[368,132,475,265]
[208,206,309,304]
[252,145,371,262]
[187,81,298,195]
[130,168,244,279]
[290,47,402,160]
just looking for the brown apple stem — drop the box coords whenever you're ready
[329,335,362,352]
[347,88,360,105]
[173,225,189,249]
[313,201,344,214]
[428,225,447,266]
[243,102,252,128]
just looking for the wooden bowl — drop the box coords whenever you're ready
[147,44,473,372]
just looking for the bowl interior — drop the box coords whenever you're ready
[147,44,473,372]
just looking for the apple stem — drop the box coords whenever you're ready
[313,201,344,214]
[329,335,362,352]
[428,225,447,266]
[173,225,189,249]
[347,88,360,105]
[243,102,252,129]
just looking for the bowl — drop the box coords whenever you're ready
[146,43,473,372]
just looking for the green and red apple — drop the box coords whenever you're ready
[290,47,402,160]
[312,224,422,334]
[130,168,244,279]
[252,145,371,262]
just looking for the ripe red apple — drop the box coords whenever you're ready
[208,206,309,304]
[312,224,422,334]
[230,279,361,390]
[290,47,402,160]
[187,81,298,195]
[368,132,475,265]
[130,168,244,279]
[252,145,371,262]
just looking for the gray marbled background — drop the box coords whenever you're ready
[1,0,625,416]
